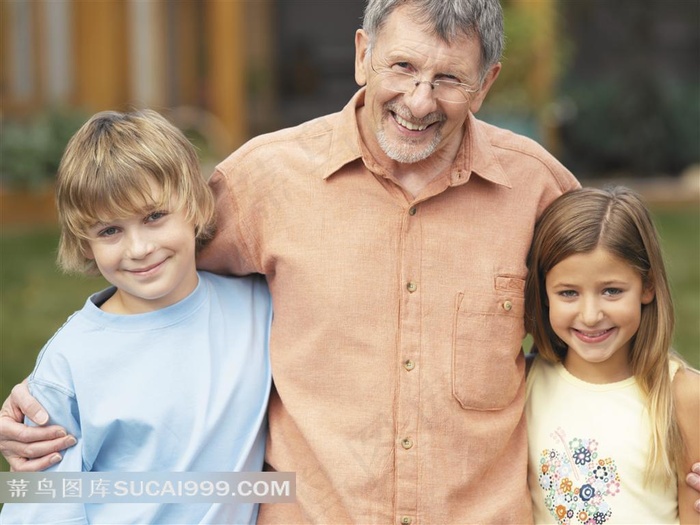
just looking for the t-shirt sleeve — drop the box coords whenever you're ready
[0,382,88,524]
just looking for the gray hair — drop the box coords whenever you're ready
[362,0,504,79]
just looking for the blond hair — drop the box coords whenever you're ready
[525,186,686,484]
[56,109,215,275]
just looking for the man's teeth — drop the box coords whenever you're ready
[395,114,428,131]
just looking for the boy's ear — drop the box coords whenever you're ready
[83,244,95,260]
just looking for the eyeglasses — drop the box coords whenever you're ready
[371,61,481,105]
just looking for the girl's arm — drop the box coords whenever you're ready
[674,366,700,525]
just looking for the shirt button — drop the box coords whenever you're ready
[401,517,412,525]
[503,300,513,311]
[408,206,417,216]
[403,359,415,371]
[401,438,413,450]
[407,281,417,293]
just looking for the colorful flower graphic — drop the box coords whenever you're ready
[560,478,573,493]
[573,447,592,465]
[538,429,620,524]
[579,484,595,501]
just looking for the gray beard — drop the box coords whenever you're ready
[376,127,442,164]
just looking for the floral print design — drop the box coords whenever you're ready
[538,428,621,524]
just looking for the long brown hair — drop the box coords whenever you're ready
[525,186,685,483]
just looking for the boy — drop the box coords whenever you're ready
[0,110,272,524]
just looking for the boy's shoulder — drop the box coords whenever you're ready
[198,271,271,307]
[198,271,268,292]
[28,300,96,388]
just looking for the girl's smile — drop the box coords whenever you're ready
[545,246,655,383]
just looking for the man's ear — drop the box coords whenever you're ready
[354,29,370,87]
[469,62,501,114]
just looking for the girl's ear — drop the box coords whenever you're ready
[641,282,655,305]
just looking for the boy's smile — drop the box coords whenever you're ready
[84,185,198,315]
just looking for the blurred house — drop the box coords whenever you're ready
[1,0,366,158]
[2,0,697,177]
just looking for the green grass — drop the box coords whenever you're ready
[0,205,698,470]
[1,229,108,400]
[653,206,700,367]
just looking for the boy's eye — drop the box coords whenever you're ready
[98,226,119,237]
[146,211,168,223]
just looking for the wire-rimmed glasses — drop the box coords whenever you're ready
[370,60,482,105]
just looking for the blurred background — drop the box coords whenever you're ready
[1,0,699,434]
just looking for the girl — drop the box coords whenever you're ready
[524,186,699,524]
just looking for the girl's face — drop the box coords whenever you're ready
[83,182,198,315]
[545,246,655,383]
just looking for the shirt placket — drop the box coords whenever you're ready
[395,201,422,525]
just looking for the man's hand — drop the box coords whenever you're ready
[688,463,700,514]
[0,380,76,471]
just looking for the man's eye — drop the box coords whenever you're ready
[392,62,414,74]
[434,78,461,87]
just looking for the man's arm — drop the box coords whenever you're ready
[1,383,88,524]
[674,367,700,522]
[0,380,76,471]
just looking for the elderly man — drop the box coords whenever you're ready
[3,1,699,523]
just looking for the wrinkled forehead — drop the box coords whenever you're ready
[370,7,482,71]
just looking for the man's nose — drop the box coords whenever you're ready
[403,80,439,118]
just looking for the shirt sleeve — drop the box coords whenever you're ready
[197,168,260,277]
[0,382,88,524]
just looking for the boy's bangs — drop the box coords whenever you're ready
[67,170,178,236]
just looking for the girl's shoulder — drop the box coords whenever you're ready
[525,351,557,377]
[672,364,700,417]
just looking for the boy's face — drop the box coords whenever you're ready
[83,184,198,315]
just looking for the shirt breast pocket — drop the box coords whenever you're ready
[451,287,526,411]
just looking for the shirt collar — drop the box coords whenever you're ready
[457,112,511,188]
[320,90,366,180]
[322,89,511,190]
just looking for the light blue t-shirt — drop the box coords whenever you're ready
[1,272,272,524]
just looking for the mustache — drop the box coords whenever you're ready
[385,101,446,126]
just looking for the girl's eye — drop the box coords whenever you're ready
[603,288,623,296]
[558,290,577,298]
